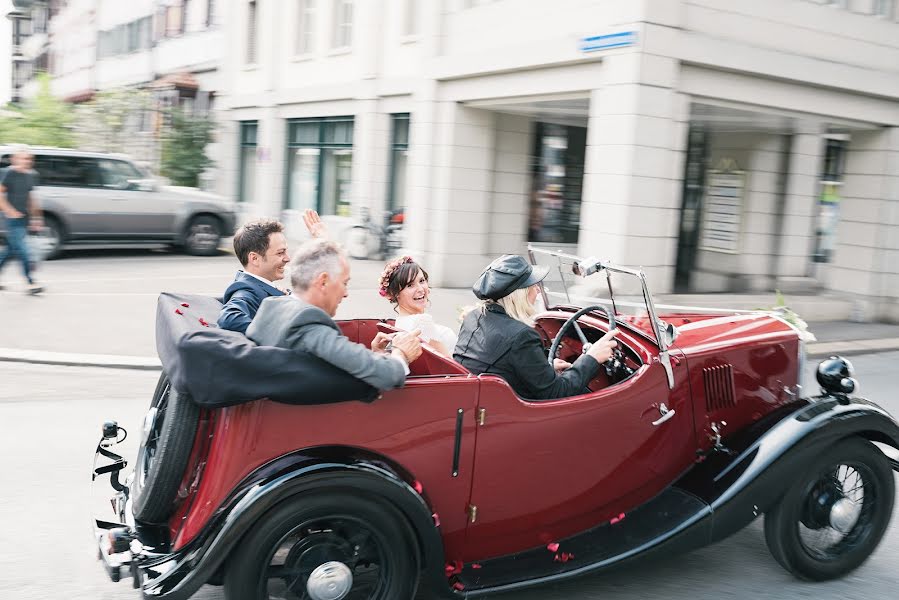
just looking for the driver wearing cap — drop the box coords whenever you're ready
[453,255,619,400]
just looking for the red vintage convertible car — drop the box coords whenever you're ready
[92,248,899,600]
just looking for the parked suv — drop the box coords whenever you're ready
[0,146,236,258]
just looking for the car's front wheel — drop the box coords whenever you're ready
[764,437,895,581]
[224,493,419,600]
[184,215,222,256]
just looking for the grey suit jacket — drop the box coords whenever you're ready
[247,296,407,391]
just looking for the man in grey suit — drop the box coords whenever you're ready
[247,239,422,391]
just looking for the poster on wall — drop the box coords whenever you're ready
[699,158,745,254]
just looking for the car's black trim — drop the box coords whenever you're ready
[452,408,464,477]
[456,395,899,597]
[138,448,449,600]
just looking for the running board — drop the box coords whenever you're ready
[455,488,711,596]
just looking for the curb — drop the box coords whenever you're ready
[0,348,161,371]
[806,337,899,359]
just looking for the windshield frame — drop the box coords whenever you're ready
[527,245,670,354]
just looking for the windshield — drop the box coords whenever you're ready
[528,246,662,346]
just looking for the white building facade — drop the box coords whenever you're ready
[218,0,899,319]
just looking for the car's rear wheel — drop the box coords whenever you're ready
[764,437,894,580]
[130,373,200,523]
[41,214,64,260]
[224,493,419,600]
[184,215,222,256]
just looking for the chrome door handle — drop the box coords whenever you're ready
[652,403,676,426]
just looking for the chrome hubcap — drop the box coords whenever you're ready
[829,497,859,534]
[306,561,353,600]
[141,407,158,444]
[188,225,218,250]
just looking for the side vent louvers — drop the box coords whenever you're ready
[703,364,736,411]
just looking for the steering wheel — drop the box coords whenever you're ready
[548,305,616,365]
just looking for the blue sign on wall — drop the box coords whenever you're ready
[579,31,638,53]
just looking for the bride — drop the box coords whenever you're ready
[303,209,458,357]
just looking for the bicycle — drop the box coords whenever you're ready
[344,207,404,260]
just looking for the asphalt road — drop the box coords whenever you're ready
[1,354,898,600]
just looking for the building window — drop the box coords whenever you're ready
[246,0,258,64]
[296,0,316,55]
[388,114,409,211]
[238,121,258,203]
[872,0,894,17]
[528,122,586,244]
[812,138,847,263]
[285,117,354,216]
[206,0,216,27]
[401,0,417,36]
[332,0,353,49]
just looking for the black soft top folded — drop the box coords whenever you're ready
[155,292,378,407]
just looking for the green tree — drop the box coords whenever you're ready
[72,88,152,153]
[0,73,75,147]
[160,108,214,187]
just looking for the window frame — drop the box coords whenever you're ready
[284,117,355,214]
[387,114,410,212]
[238,121,259,203]
[295,0,317,57]
[331,0,353,50]
[246,0,259,65]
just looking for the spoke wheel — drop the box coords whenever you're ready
[764,437,894,581]
[131,373,200,523]
[224,493,418,600]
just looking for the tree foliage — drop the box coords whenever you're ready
[0,73,75,147]
[160,108,214,187]
[72,88,153,154]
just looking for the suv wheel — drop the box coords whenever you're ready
[184,216,222,256]
[42,215,64,260]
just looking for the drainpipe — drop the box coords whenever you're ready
[768,133,793,290]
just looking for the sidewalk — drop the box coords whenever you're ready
[2,294,897,370]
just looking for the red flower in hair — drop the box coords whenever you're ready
[378,255,414,299]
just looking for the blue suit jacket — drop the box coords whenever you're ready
[217,271,285,334]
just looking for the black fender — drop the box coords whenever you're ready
[677,395,899,545]
[140,447,450,599]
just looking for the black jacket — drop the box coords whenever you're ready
[453,303,599,400]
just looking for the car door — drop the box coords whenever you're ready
[97,158,175,238]
[462,343,695,561]
[34,154,110,238]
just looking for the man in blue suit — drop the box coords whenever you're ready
[218,218,291,333]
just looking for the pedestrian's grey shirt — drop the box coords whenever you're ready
[0,168,37,214]
[247,295,407,391]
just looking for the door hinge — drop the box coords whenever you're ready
[476,408,487,426]
[467,504,478,523]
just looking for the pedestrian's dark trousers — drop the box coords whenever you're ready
[0,217,33,283]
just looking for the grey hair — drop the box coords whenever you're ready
[10,144,31,156]
[289,239,346,292]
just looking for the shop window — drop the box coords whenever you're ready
[528,122,585,244]
[296,0,316,55]
[812,138,847,263]
[285,117,355,216]
[238,121,258,203]
[388,114,410,211]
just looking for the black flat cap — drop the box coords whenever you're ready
[473,254,550,300]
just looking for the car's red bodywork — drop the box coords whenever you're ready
[166,308,799,566]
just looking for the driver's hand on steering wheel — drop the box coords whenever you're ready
[586,329,620,363]
[553,358,572,373]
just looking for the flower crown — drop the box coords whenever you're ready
[378,255,414,298]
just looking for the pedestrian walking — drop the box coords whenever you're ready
[0,144,43,294]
